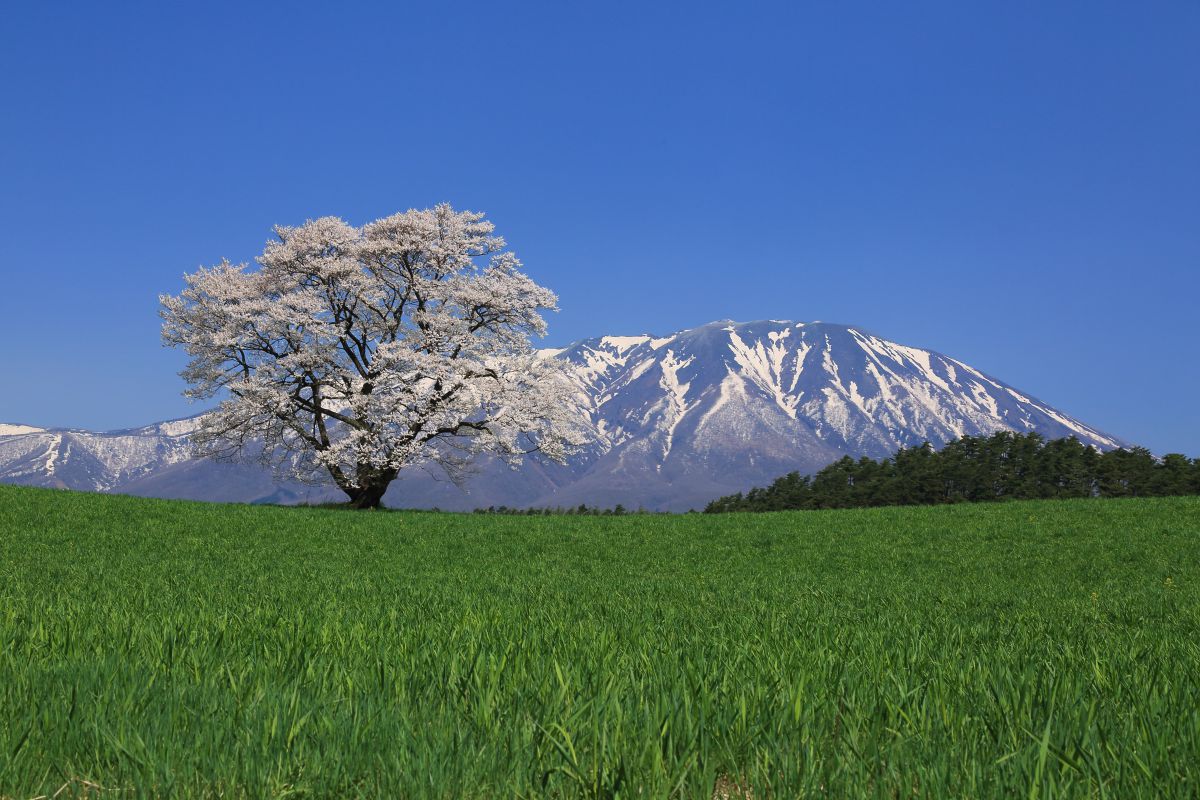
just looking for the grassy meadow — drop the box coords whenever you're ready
[1,485,1198,798]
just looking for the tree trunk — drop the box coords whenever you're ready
[337,466,398,510]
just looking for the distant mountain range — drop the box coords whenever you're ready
[0,320,1123,510]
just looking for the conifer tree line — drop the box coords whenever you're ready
[704,432,1200,513]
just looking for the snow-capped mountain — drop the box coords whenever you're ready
[0,419,197,492]
[0,320,1123,510]
[0,417,336,505]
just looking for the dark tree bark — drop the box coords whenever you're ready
[336,465,398,510]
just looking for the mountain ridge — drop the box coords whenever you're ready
[0,319,1123,510]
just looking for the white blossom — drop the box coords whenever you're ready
[161,204,587,508]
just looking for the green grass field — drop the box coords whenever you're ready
[1,485,1198,798]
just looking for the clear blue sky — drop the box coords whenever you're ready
[1,2,1196,454]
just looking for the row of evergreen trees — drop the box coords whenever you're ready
[704,432,1200,513]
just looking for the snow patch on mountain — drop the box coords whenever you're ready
[599,335,651,352]
[0,424,44,437]
[656,349,696,461]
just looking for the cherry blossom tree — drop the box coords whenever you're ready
[161,204,584,509]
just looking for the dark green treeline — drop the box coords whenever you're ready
[705,432,1200,513]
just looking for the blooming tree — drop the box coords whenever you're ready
[161,204,584,508]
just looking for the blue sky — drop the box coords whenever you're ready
[1,2,1197,454]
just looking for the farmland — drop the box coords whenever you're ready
[1,485,1198,798]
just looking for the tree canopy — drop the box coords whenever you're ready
[161,204,584,508]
